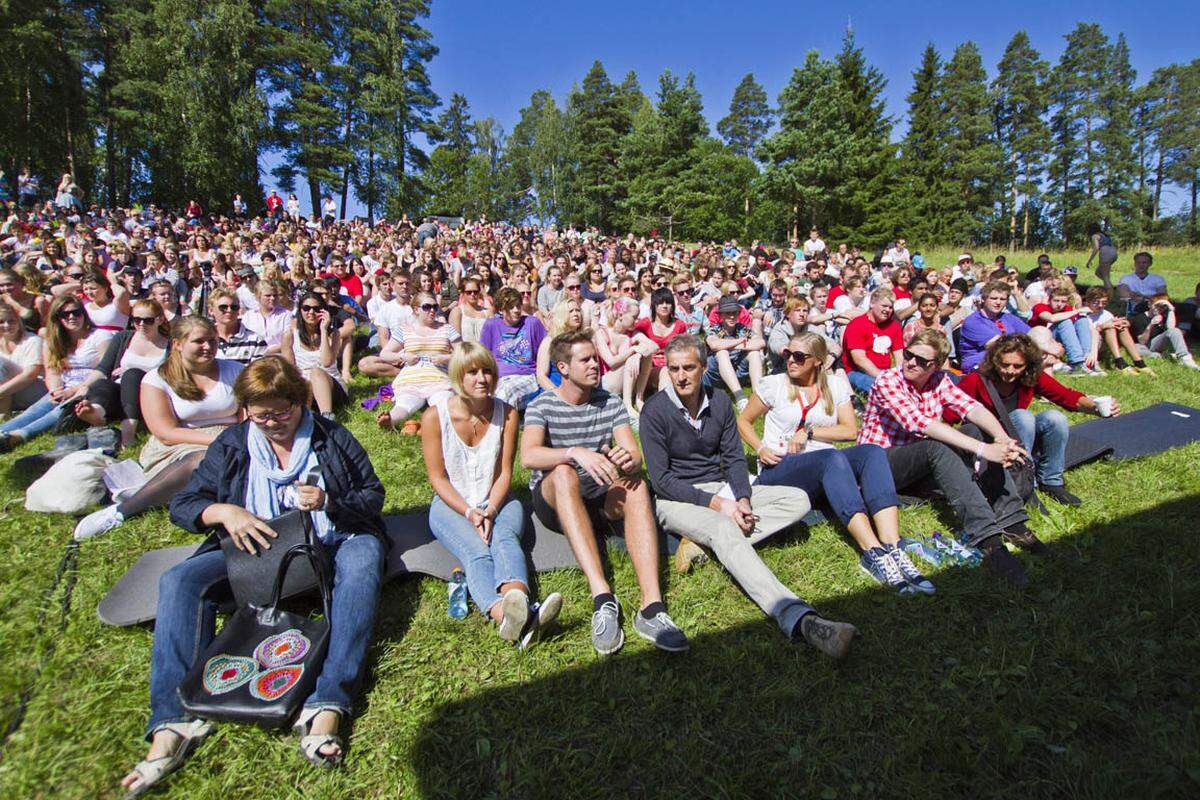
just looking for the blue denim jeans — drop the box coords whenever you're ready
[0,394,63,439]
[146,534,384,737]
[428,495,527,615]
[1053,318,1093,365]
[1009,408,1068,487]
[756,444,898,525]
[846,370,877,394]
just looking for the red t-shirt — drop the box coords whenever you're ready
[1030,302,1073,327]
[827,284,846,305]
[634,317,687,368]
[842,313,904,372]
[266,194,283,211]
[337,274,364,300]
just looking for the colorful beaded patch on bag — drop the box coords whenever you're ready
[201,655,256,695]
[249,665,304,701]
[253,629,311,669]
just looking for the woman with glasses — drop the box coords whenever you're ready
[73,317,245,540]
[0,304,45,417]
[736,332,932,595]
[120,357,385,795]
[281,291,347,417]
[582,262,607,303]
[448,276,491,343]
[0,296,112,452]
[69,298,170,447]
[377,291,460,434]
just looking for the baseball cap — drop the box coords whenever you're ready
[718,295,741,314]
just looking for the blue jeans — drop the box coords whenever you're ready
[846,370,877,394]
[1053,318,1093,365]
[0,394,63,439]
[1009,408,1068,487]
[705,350,751,385]
[428,495,527,615]
[146,534,384,736]
[756,444,898,525]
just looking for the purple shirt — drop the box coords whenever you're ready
[479,314,546,378]
[959,310,1030,372]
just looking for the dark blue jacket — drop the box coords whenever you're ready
[169,415,387,554]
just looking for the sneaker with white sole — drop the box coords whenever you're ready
[496,588,529,642]
[860,546,914,594]
[591,598,624,655]
[883,544,935,595]
[74,504,125,541]
[518,592,563,650]
[633,609,690,652]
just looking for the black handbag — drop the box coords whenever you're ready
[220,509,326,608]
[177,543,332,729]
[979,376,1044,512]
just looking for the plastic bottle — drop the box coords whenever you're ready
[447,568,469,619]
[900,535,943,566]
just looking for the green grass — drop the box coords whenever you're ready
[1,263,1200,798]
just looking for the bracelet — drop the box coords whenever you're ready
[565,446,577,464]
[975,441,987,460]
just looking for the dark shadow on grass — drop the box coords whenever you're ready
[410,496,1200,799]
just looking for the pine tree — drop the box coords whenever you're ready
[897,44,952,243]
[717,74,772,158]
[1098,33,1139,241]
[941,41,1000,244]
[562,61,628,229]
[425,93,473,215]
[992,31,1050,248]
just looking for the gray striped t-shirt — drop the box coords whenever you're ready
[524,388,631,486]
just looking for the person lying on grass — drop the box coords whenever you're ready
[122,356,386,797]
[640,334,857,658]
[520,329,689,656]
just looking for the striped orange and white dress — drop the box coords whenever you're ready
[391,321,461,396]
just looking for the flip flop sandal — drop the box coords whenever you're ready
[294,708,344,768]
[124,719,213,799]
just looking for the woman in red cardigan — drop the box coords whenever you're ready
[953,335,1118,506]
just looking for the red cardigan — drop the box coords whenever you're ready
[944,370,1084,423]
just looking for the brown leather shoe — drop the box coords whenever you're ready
[1002,526,1048,555]
[674,537,707,573]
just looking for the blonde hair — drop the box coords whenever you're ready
[785,332,835,416]
[549,298,585,337]
[908,327,951,364]
[448,341,498,398]
[159,316,217,401]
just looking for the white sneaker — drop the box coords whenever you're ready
[496,588,529,642]
[1181,356,1200,371]
[74,504,125,541]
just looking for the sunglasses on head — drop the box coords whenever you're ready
[216,303,240,313]
[902,348,936,368]
[58,308,85,320]
[781,349,814,365]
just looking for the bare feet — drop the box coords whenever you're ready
[376,410,395,430]
[74,400,106,427]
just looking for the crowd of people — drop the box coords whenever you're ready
[2,192,1199,796]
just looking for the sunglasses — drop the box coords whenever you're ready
[300,304,324,312]
[57,308,85,320]
[462,289,479,296]
[215,303,240,313]
[781,349,814,365]
[420,303,438,312]
[248,406,296,424]
[130,316,159,326]
[902,348,936,369]
[67,273,85,280]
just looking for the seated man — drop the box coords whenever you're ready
[481,287,547,411]
[842,287,903,393]
[705,294,765,409]
[1117,251,1168,313]
[959,280,1059,372]
[520,329,688,655]
[641,336,856,658]
[858,328,1040,587]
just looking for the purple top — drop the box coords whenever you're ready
[479,314,546,378]
[958,310,1030,372]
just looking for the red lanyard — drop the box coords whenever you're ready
[797,386,821,424]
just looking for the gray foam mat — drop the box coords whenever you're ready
[1065,402,1200,462]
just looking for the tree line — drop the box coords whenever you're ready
[2,6,1198,247]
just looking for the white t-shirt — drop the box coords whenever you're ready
[0,334,42,372]
[1118,272,1167,299]
[803,238,826,257]
[833,294,869,315]
[381,300,416,340]
[755,371,852,453]
[141,359,244,428]
[1084,308,1114,328]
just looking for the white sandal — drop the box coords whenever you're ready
[124,719,213,798]
[294,707,344,768]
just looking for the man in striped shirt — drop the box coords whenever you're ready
[521,329,689,656]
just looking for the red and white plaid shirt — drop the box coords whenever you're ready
[857,367,978,448]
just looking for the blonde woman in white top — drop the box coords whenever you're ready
[421,342,561,647]
[0,304,44,415]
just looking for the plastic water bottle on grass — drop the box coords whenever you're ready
[448,568,469,619]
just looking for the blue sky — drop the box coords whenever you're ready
[284,0,1200,217]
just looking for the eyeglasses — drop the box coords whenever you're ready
[248,406,296,424]
[300,304,323,313]
[781,349,814,365]
[57,308,85,320]
[621,287,636,295]
[902,348,936,369]
[463,289,479,296]
[130,316,158,326]
[215,303,240,313]
[565,284,582,291]
[419,303,438,312]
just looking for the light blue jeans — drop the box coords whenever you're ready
[428,495,528,615]
[846,370,877,394]
[1010,408,1069,487]
[0,394,63,440]
[1053,318,1093,366]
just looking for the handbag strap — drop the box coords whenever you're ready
[268,542,332,620]
[980,375,1020,442]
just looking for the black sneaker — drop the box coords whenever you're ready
[792,614,857,659]
[1040,484,1081,507]
[1002,525,1049,555]
[981,537,1030,587]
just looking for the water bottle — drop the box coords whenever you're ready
[447,568,469,619]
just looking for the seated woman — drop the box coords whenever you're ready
[631,287,688,411]
[447,275,491,343]
[281,292,347,417]
[81,268,132,332]
[593,298,642,417]
[422,342,562,646]
[73,317,244,540]
[1130,294,1200,371]
[952,334,1117,508]
[120,357,386,796]
[0,304,45,417]
[0,296,112,452]
[737,332,933,595]
[1081,286,1149,373]
[902,293,943,345]
[535,298,586,391]
[71,299,170,448]
[0,268,50,334]
[377,291,460,435]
